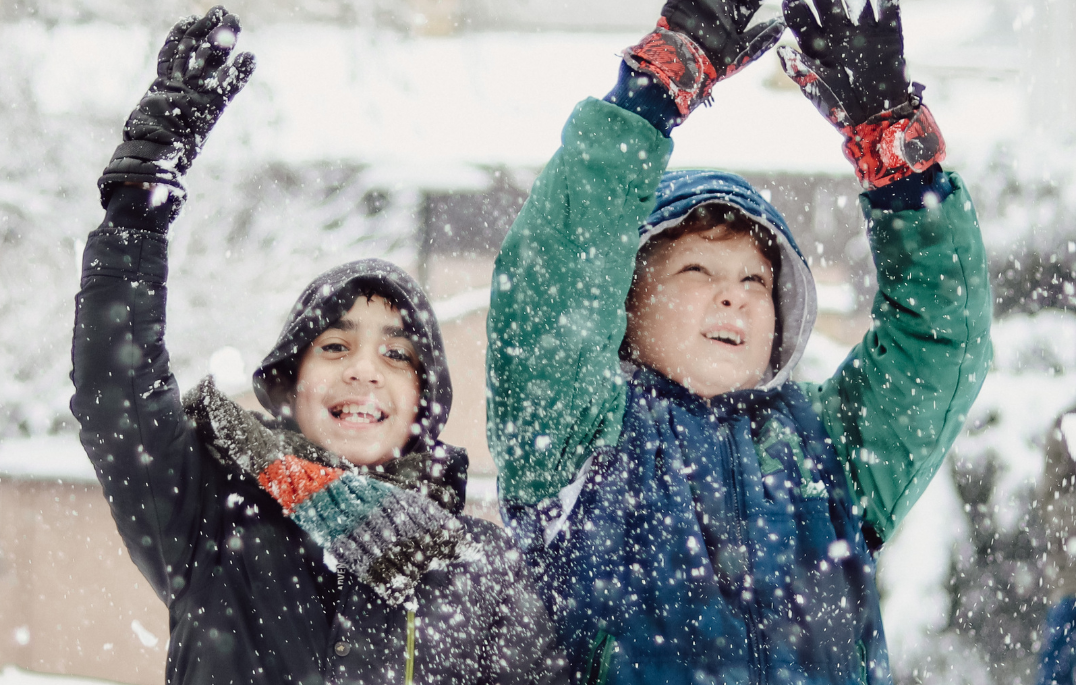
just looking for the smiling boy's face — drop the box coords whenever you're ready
[625,222,776,398]
[291,295,421,466]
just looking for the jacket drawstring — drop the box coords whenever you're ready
[405,610,416,685]
[339,568,418,684]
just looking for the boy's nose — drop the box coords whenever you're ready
[714,284,740,308]
[343,353,383,385]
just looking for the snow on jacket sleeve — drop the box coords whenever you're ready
[807,172,992,542]
[476,527,570,683]
[70,187,205,604]
[486,97,672,507]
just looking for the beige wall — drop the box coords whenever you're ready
[0,478,168,684]
[427,254,497,476]
[0,470,502,683]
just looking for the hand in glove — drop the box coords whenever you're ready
[99,6,256,209]
[183,377,463,608]
[624,0,785,117]
[777,0,945,189]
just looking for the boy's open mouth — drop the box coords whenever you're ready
[704,330,744,346]
[330,401,386,423]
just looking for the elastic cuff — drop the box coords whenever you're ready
[865,164,952,212]
[603,61,682,137]
[101,185,177,234]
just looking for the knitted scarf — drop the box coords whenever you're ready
[182,376,463,606]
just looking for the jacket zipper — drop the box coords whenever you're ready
[724,421,765,684]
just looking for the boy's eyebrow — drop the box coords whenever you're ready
[327,318,358,332]
[323,321,408,338]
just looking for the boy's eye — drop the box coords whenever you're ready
[380,345,414,365]
[743,274,769,287]
[319,343,348,353]
[679,264,707,274]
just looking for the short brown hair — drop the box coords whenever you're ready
[623,204,784,366]
[634,204,782,282]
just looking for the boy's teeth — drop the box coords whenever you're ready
[708,331,742,345]
[343,413,375,423]
[336,402,382,421]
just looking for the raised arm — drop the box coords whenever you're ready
[778,0,991,541]
[485,100,671,507]
[813,173,991,542]
[486,0,785,508]
[70,7,254,601]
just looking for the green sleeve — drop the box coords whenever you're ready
[807,173,992,542]
[485,98,673,506]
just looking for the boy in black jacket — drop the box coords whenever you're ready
[71,8,566,684]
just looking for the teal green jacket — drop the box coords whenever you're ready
[486,97,991,684]
[487,96,991,547]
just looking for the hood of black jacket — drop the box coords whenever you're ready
[253,259,453,453]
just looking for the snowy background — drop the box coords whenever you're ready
[1,0,1075,682]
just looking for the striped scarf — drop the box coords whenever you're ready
[183,376,463,606]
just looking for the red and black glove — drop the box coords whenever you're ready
[623,0,785,118]
[777,0,945,189]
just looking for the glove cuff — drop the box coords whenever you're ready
[98,139,187,211]
[604,61,683,136]
[623,19,718,117]
[100,185,176,234]
[841,99,947,190]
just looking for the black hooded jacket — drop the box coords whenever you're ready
[70,186,567,684]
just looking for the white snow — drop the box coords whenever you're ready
[0,436,96,482]
[1063,414,1076,459]
[815,281,857,314]
[129,620,159,649]
[793,309,1076,675]
[431,287,491,323]
[0,666,120,685]
[0,2,1027,176]
[880,310,1076,674]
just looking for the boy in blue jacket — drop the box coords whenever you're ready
[485,0,992,683]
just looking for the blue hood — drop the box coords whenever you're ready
[639,169,817,390]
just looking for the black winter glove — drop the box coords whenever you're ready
[624,0,784,117]
[776,0,945,189]
[662,0,786,74]
[781,0,906,125]
[99,6,256,209]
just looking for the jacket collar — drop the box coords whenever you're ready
[630,366,783,420]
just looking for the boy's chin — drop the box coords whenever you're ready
[678,369,763,399]
[323,436,399,467]
[340,449,396,468]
